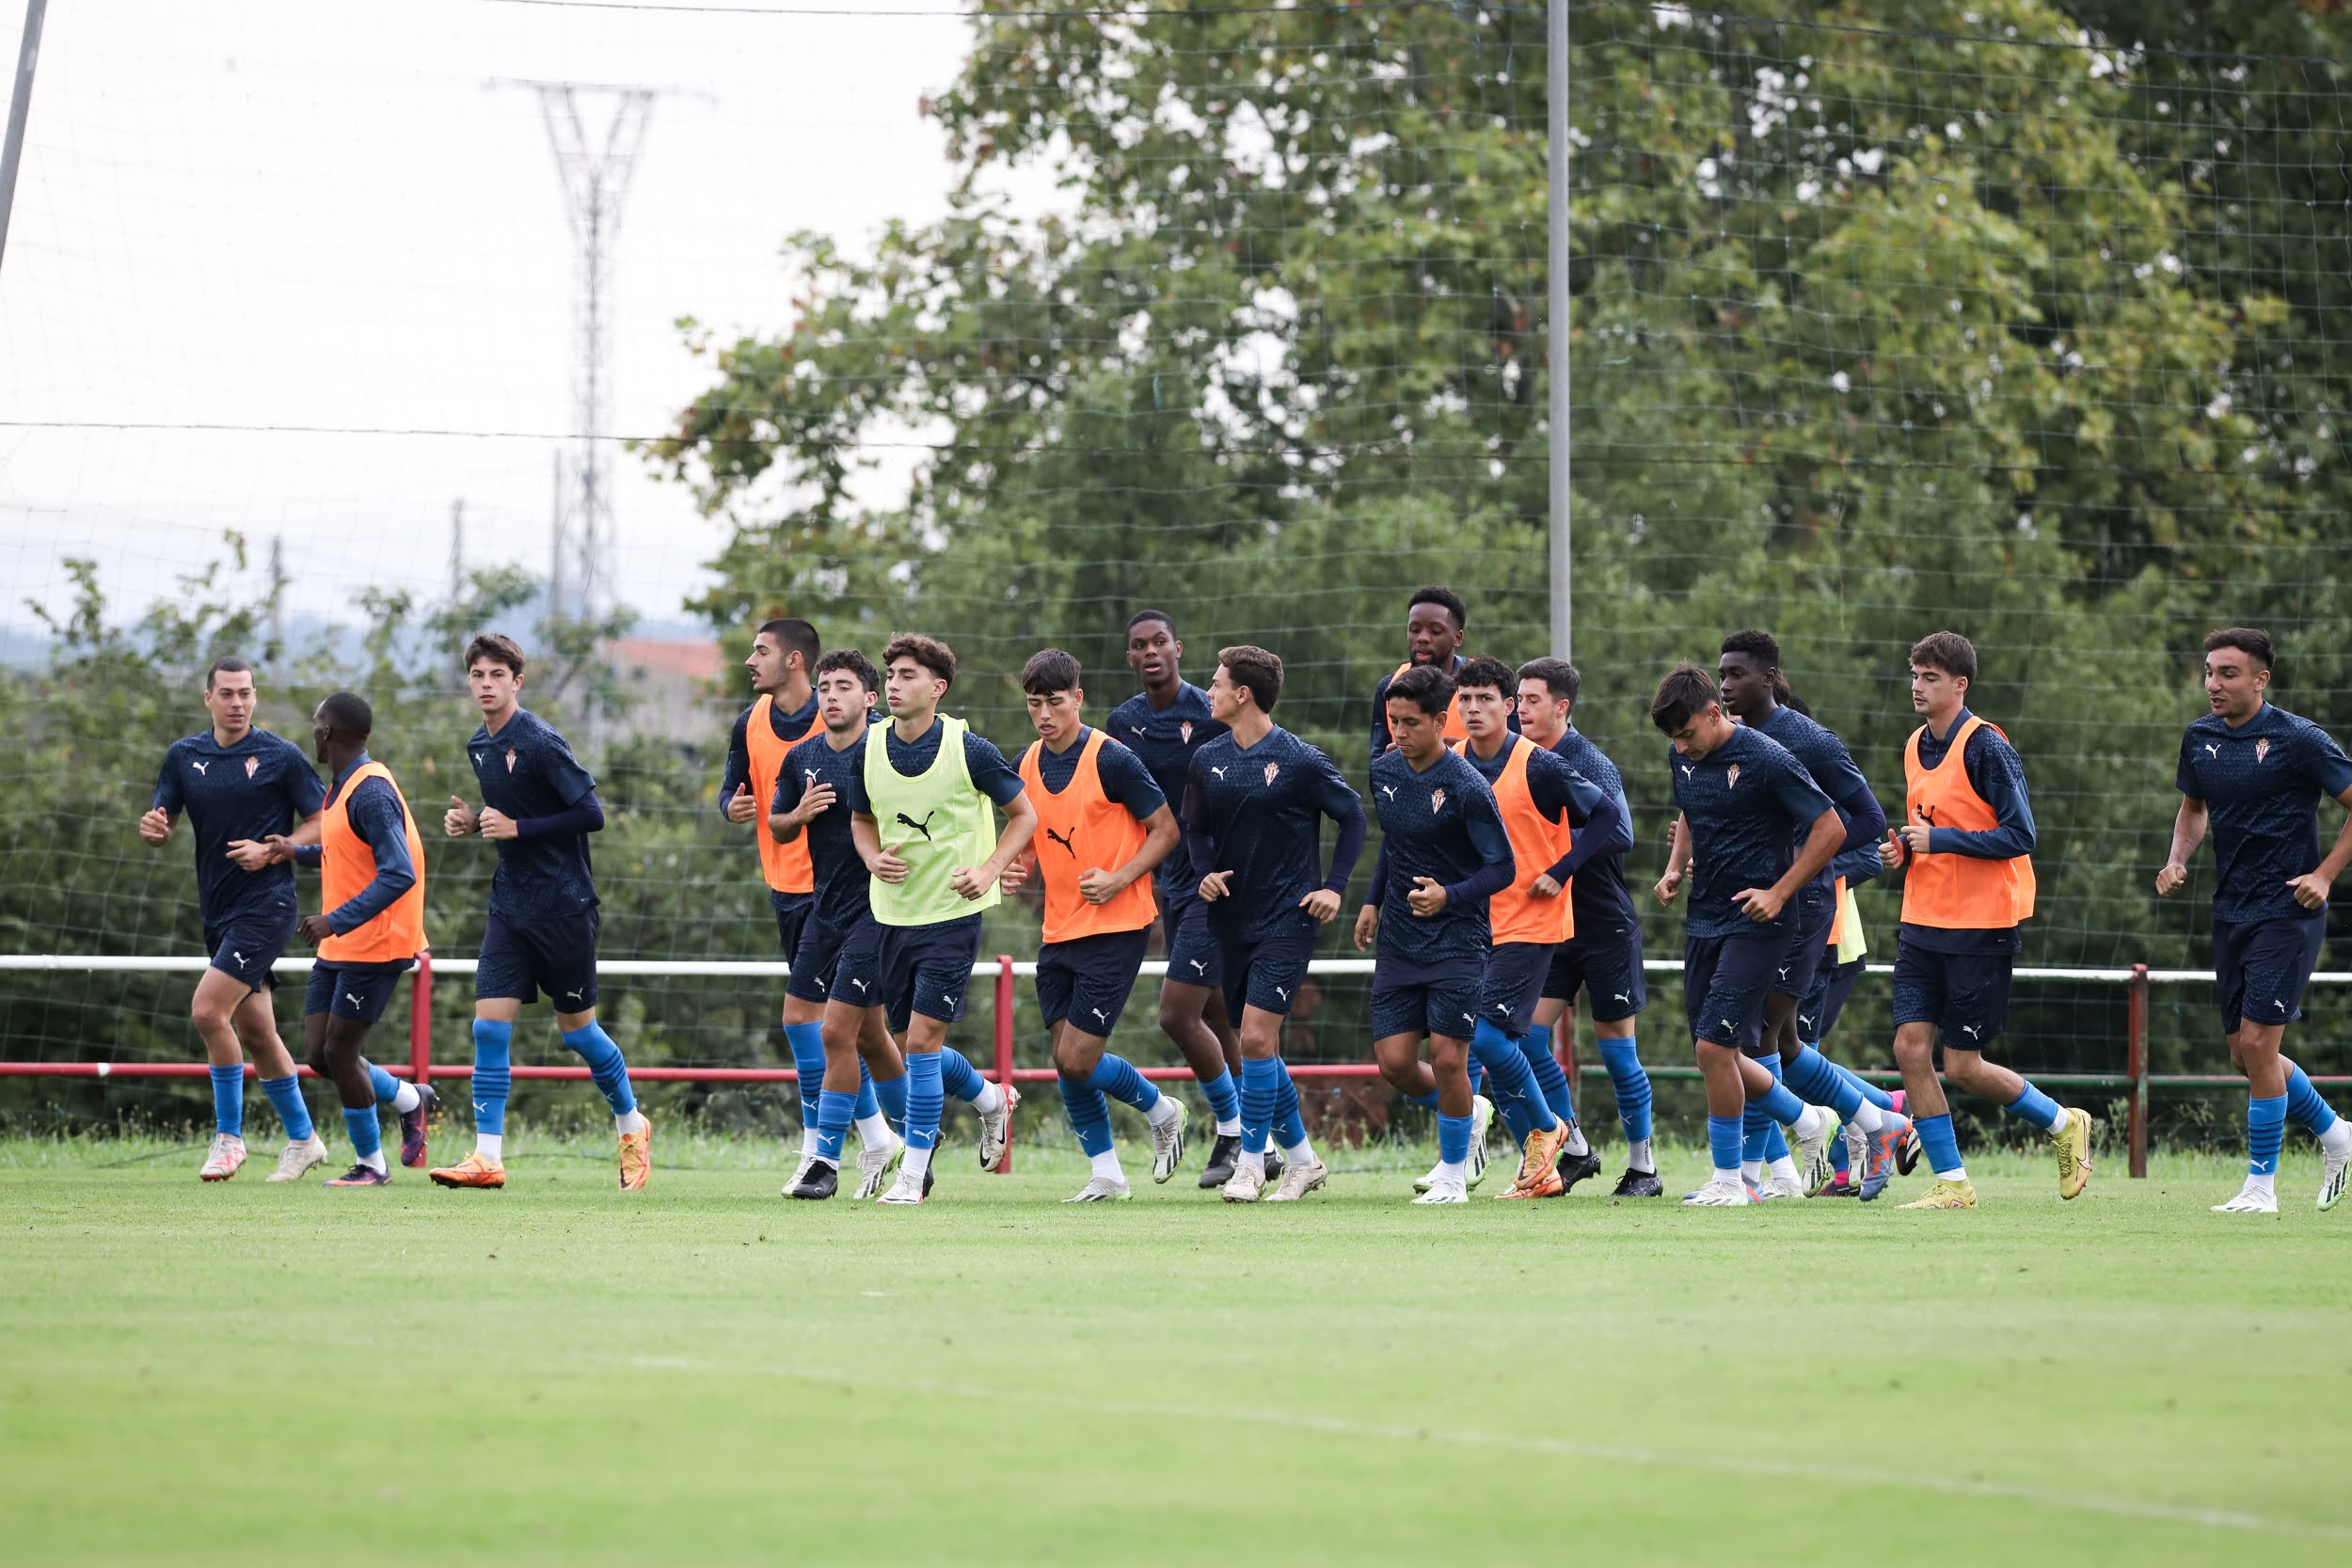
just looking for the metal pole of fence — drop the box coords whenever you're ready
[409,951,434,1086]
[2127,961,2150,1179]
[0,0,49,277]
[1546,0,1572,659]
[993,954,1016,1174]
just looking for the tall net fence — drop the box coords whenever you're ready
[4,0,2349,1148]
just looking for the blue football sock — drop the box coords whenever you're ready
[1741,1054,1784,1162]
[1829,1123,1852,1175]
[1438,1112,1472,1165]
[904,1051,945,1151]
[367,1062,401,1103]
[1058,1073,1115,1158]
[2285,1064,2340,1136]
[1087,1053,1161,1114]
[783,1022,826,1128]
[1784,1045,1863,1119]
[342,1104,382,1161]
[2248,1094,2287,1177]
[260,1074,313,1141]
[853,1063,882,1123]
[1598,1036,1653,1145]
[208,1064,246,1138]
[1197,1069,1242,1126]
[1763,1124,1790,1164]
[1271,1057,1308,1151]
[1471,1017,1557,1133]
[560,1022,637,1117]
[1406,1086,1441,1113]
[1915,1112,1964,1175]
[815,1088,854,1163]
[2004,1081,2064,1133]
[1833,1061,1897,1112]
[1497,1092,1534,1146]
[1518,1024,1576,1122]
[870,1069,909,1131]
[1239,1056,1279,1155]
[1707,1112,1743,1173]
[938,1047,983,1103]
[470,1019,513,1137]
[1750,1057,1808,1126]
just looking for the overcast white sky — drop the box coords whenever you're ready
[0,0,998,646]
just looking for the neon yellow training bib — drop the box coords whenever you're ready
[862,715,1002,927]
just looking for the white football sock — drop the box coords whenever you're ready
[2248,1171,2278,1196]
[616,1109,647,1136]
[970,1080,1006,1117]
[389,1083,421,1114]
[1215,1117,1242,1136]
[2320,1118,2352,1156]
[358,1148,389,1174]
[1740,1160,1764,1182]
[1282,1137,1315,1166]
[1436,1158,1467,1181]
[854,1114,894,1148]
[1626,1137,1655,1173]
[475,1133,503,1162]
[1561,1120,1590,1156]
[1850,1100,1889,1134]
[902,1144,933,1180]
[1089,1149,1124,1180]
[1768,1154,1800,1185]
[1147,1094,1182,1127]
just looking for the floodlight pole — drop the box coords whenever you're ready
[1546,0,1572,660]
[0,0,50,277]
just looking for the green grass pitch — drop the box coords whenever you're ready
[4,1134,2349,1566]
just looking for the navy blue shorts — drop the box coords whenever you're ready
[303,959,412,1024]
[1544,919,1646,1022]
[1159,877,1223,990]
[875,914,982,1025]
[1684,925,1789,1050]
[1796,955,1865,1046]
[1769,895,1834,1000]
[771,890,814,958]
[205,910,296,995]
[1037,927,1152,1037]
[476,908,600,1011]
[1370,963,1483,1042]
[1216,909,1320,1020]
[2215,913,2327,1033]
[1481,942,1554,1037]
[1891,940,2011,1048]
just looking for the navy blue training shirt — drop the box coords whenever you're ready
[1107,682,1228,888]
[1548,723,1640,934]
[466,707,600,920]
[2177,704,2352,925]
[1023,728,1165,819]
[290,752,418,936]
[1900,708,2036,955]
[1749,703,1887,916]
[153,727,327,926]
[771,727,873,931]
[1184,725,1367,944]
[718,690,820,819]
[839,719,1025,816]
[1364,747,1513,973]
[1669,725,1836,940]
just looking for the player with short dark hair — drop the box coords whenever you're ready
[1368,585,1492,758]
[1516,657,1660,1196]
[431,635,650,1191]
[1001,650,1188,1201]
[1878,632,2091,1210]
[270,692,434,1185]
[1447,656,1628,1197]
[2159,628,2352,1213]
[1108,610,1259,1186]
[1649,663,1847,1206]
[1712,632,1903,1198]
[138,656,330,1182]
[1351,662,1518,1204]
[843,635,1037,1204]
[1188,645,1367,1202]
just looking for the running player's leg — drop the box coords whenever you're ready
[2217,914,2349,1211]
[192,918,293,1179]
[1683,928,1789,1205]
[312,967,403,1185]
[1888,940,1973,1207]
[434,912,527,1187]
[1219,919,1326,1202]
[538,911,649,1191]
[233,978,325,1178]
[1415,1017,1480,1205]
[1927,946,2090,1201]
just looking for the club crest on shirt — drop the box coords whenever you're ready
[245,756,260,779]
[2256,738,2272,764]
[1263,762,1279,785]
[504,749,518,772]
[1430,788,1447,814]
[1725,764,1742,790]
[1180,721,1194,744]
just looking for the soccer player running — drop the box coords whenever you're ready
[1369,585,1481,759]
[843,634,1034,1206]
[768,650,911,1201]
[1353,663,1540,1204]
[431,634,650,1192]
[1004,649,1189,1201]
[1446,657,1628,1197]
[1877,632,2091,1211]
[1517,657,1661,1196]
[2157,627,2352,1214]
[1648,664,1847,1206]
[1710,632,1907,1198]
[137,656,331,1182]
[1188,645,1367,1203]
[270,692,434,1186]
[1108,610,1260,1188]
